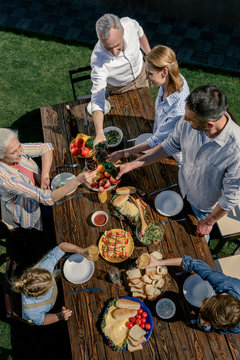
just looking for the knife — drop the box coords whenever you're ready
[83,105,88,127]
[69,287,102,294]
[56,193,84,205]
[150,183,178,196]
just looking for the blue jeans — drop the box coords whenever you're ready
[190,204,210,243]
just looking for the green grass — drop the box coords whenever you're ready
[0,28,239,359]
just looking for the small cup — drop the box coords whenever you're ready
[156,298,176,320]
[108,268,120,284]
[91,211,108,227]
[88,245,99,262]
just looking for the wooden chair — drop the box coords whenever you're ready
[4,257,34,324]
[68,65,91,100]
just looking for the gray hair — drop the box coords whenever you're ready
[0,128,18,159]
[96,13,123,39]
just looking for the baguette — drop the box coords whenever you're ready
[116,186,136,195]
[113,308,137,320]
[115,298,140,310]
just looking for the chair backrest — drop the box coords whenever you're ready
[4,257,34,325]
[217,203,240,240]
[69,66,91,100]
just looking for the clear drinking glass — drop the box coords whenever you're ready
[88,245,99,262]
[108,268,120,284]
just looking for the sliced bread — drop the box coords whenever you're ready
[126,268,142,280]
[151,250,163,260]
[128,336,146,347]
[127,339,143,352]
[142,274,152,284]
[129,281,145,289]
[156,265,168,275]
[128,324,146,342]
[132,292,147,299]
[130,286,144,294]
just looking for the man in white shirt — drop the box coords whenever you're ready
[91,13,151,146]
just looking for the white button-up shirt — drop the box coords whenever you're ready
[162,113,240,212]
[90,17,144,113]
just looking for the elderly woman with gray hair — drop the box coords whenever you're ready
[0,129,94,230]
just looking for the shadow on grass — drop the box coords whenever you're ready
[10,109,44,144]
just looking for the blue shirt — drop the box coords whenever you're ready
[182,256,240,334]
[22,246,65,325]
[147,75,189,149]
[162,113,240,212]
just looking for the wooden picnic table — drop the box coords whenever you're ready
[41,88,240,360]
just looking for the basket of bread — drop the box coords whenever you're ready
[101,297,153,352]
[126,251,168,301]
[110,186,147,224]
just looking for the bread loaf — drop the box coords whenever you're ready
[116,186,136,195]
[115,298,140,310]
[113,308,137,320]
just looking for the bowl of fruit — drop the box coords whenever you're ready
[69,133,95,158]
[88,163,120,192]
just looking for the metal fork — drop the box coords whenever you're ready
[161,218,186,225]
[53,163,78,168]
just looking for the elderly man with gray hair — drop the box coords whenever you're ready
[90,13,151,147]
[0,129,94,230]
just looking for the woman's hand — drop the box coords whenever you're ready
[143,254,162,269]
[76,169,97,185]
[61,306,72,321]
[41,176,50,190]
[109,149,125,163]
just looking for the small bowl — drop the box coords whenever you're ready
[136,220,165,246]
[91,211,108,227]
[156,298,176,320]
[103,126,123,147]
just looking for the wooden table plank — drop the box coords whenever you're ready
[41,88,240,360]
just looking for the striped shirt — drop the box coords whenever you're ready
[147,75,189,149]
[0,143,54,230]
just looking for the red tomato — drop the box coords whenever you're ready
[71,147,80,156]
[76,138,85,149]
[130,317,136,323]
[140,323,145,329]
[81,147,90,157]
[142,312,148,318]
[70,142,76,149]
[145,323,151,330]
[126,322,133,329]
[141,318,146,324]
[137,308,143,314]
[136,314,142,320]
[136,319,141,325]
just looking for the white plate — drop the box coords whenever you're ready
[154,190,183,217]
[135,133,153,153]
[87,100,111,116]
[51,172,77,195]
[183,274,215,308]
[63,253,95,284]
[103,126,123,147]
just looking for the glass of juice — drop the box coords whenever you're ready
[136,253,150,269]
[88,245,99,262]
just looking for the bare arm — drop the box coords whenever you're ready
[196,203,228,236]
[109,141,150,163]
[92,110,107,147]
[116,143,169,179]
[41,306,72,325]
[139,34,151,55]
[41,150,53,190]
[51,170,96,203]
[144,255,183,269]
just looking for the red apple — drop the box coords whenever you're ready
[99,178,111,189]
[90,181,99,189]
[110,176,121,185]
